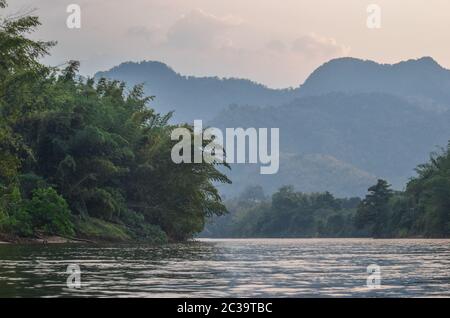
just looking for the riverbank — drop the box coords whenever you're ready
[0,216,168,245]
[0,235,90,245]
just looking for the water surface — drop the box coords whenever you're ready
[0,238,449,297]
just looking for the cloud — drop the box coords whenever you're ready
[127,26,155,39]
[165,9,242,49]
[29,0,350,88]
[91,7,351,88]
[291,33,350,58]
[158,9,350,86]
[126,25,165,45]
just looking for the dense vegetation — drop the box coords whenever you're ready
[0,1,230,242]
[202,185,361,238]
[356,143,450,238]
[204,143,450,238]
[202,185,362,238]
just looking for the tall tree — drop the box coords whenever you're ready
[406,143,450,237]
[355,179,393,237]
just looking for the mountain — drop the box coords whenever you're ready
[219,153,377,198]
[95,61,299,123]
[96,57,450,197]
[96,57,450,123]
[212,92,450,195]
[300,57,450,110]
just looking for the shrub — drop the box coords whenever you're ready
[121,209,168,243]
[25,188,75,237]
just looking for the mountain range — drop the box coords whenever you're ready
[96,57,450,197]
[95,61,299,123]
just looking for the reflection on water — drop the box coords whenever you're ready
[0,238,449,297]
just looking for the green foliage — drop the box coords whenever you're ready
[406,143,450,237]
[355,179,393,237]
[0,186,73,237]
[0,2,229,242]
[0,185,31,236]
[74,217,131,242]
[356,145,450,238]
[24,187,74,236]
[120,209,167,243]
[206,149,450,238]
[203,185,361,238]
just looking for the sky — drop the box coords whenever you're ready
[5,0,450,88]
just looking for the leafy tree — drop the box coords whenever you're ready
[355,179,393,237]
[238,185,266,203]
[24,187,74,236]
[406,143,450,237]
[203,186,361,238]
[205,144,450,239]
[0,1,230,242]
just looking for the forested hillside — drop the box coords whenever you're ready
[218,153,377,198]
[213,93,450,196]
[0,1,229,242]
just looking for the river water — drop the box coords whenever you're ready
[0,238,449,297]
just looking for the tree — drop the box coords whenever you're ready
[355,179,393,237]
[203,186,360,238]
[406,143,450,237]
[238,185,266,203]
[0,1,231,241]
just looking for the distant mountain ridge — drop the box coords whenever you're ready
[300,57,450,107]
[96,61,299,122]
[212,92,450,196]
[96,57,450,122]
[96,56,450,197]
[219,153,377,198]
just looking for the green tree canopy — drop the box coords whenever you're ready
[0,1,230,242]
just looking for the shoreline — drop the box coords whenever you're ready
[0,235,95,245]
[2,236,449,245]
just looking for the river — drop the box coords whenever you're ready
[0,238,449,297]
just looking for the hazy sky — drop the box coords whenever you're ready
[6,0,450,88]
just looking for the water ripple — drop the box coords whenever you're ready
[0,238,449,297]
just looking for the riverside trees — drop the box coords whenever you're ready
[0,1,230,242]
[204,145,450,239]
